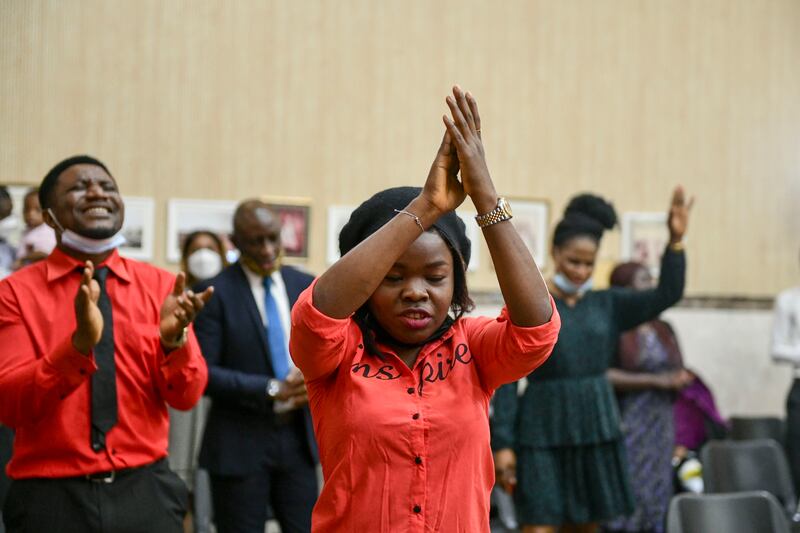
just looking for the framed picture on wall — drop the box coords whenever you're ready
[326,205,356,265]
[621,212,668,276]
[0,183,33,246]
[508,198,549,267]
[262,198,311,260]
[119,196,155,261]
[166,199,237,263]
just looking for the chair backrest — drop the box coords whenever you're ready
[729,416,785,444]
[667,491,790,533]
[701,438,796,515]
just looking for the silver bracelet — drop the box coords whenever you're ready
[394,209,425,232]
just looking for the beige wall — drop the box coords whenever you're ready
[2,0,799,295]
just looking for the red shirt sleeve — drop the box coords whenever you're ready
[155,325,208,411]
[289,278,362,382]
[0,279,96,428]
[464,295,560,392]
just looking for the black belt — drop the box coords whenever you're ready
[81,458,164,484]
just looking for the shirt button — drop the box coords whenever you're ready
[406,387,414,395]
[413,505,422,513]
[412,413,420,420]
[92,442,102,452]
[79,369,86,375]
[415,456,422,465]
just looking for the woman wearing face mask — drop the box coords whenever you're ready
[181,230,228,288]
[171,230,227,532]
[491,190,692,533]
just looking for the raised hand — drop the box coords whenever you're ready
[668,186,694,243]
[419,130,466,216]
[72,260,103,354]
[442,86,497,208]
[160,272,214,345]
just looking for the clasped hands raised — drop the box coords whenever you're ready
[72,260,214,354]
[419,85,500,218]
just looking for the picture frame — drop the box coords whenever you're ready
[0,183,33,246]
[620,211,668,276]
[119,196,155,261]
[326,205,356,265]
[166,199,238,263]
[508,198,549,267]
[261,197,312,260]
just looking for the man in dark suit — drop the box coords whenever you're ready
[194,199,318,533]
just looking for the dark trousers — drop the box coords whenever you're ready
[2,458,187,533]
[787,378,800,493]
[210,423,318,533]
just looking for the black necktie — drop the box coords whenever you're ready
[91,266,118,452]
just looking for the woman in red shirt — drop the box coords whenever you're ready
[290,86,560,532]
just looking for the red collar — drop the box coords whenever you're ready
[46,247,132,284]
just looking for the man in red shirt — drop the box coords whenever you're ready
[0,155,213,533]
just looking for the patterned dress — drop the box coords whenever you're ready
[606,325,679,533]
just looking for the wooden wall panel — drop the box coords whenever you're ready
[1,0,798,296]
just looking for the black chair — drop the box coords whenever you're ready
[730,416,785,444]
[701,439,797,516]
[667,491,790,533]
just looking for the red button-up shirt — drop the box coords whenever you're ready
[0,248,207,479]
[290,280,560,532]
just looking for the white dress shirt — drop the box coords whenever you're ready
[771,286,800,375]
[241,263,295,372]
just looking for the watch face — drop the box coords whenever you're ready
[500,198,512,216]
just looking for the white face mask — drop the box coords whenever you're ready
[553,272,594,295]
[47,209,126,255]
[187,248,223,281]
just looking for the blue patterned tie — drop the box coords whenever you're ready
[263,276,289,380]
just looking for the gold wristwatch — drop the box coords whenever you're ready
[162,326,188,350]
[475,197,513,228]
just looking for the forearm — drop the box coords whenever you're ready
[313,196,443,318]
[205,365,271,401]
[482,219,552,327]
[772,344,800,365]
[607,368,662,391]
[655,247,686,307]
[0,336,94,427]
[158,334,208,410]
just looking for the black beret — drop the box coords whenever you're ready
[339,186,471,268]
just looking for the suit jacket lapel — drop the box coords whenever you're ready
[233,263,271,359]
[280,266,304,307]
